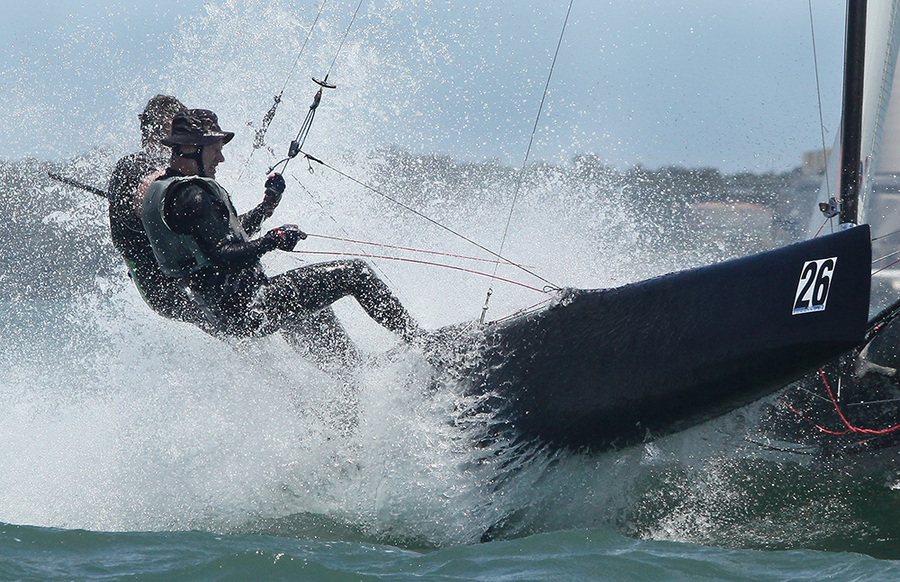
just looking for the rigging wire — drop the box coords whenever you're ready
[812,216,830,238]
[251,0,409,304]
[234,0,413,302]
[288,249,545,293]
[808,0,837,233]
[246,0,330,163]
[306,233,537,268]
[255,2,562,306]
[285,169,545,308]
[487,297,556,325]
[872,227,900,243]
[872,255,900,276]
[300,153,559,291]
[270,0,365,176]
[479,0,575,324]
[323,0,364,82]
[873,247,900,265]
[286,171,405,293]
[818,369,900,435]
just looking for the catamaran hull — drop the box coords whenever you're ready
[465,225,872,450]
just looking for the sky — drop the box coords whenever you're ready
[0,0,847,173]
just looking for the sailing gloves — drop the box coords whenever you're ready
[263,172,286,207]
[264,224,306,252]
[259,174,304,252]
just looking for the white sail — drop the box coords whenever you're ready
[866,0,900,312]
[861,0,900,214]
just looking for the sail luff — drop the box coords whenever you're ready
[857,0,900,314]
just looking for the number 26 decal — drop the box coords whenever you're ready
[792,257,836,315]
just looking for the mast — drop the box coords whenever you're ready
[839,0,867,226]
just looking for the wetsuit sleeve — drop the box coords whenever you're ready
[107,155,135,204]
[107,154,145,221]
[239,199,277,236]
[164,182,277,270]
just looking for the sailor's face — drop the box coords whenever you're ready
[202,140,225,178]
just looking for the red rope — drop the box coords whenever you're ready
[783,369,900,436]
[306,233,534,268]
[872,256,900,276]
[290,250,546,293]
[778,397,851,435]
[817,369,900,435]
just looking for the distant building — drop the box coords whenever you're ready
[685,201,777,254]
[801,148,830,177]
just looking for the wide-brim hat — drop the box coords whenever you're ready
[161,108,235,147]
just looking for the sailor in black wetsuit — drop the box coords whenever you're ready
[141,109,421,367]
[107,94,206,323]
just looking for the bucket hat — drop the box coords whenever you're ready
[161,109,234,147]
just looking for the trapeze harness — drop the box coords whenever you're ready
[142,174,267,334]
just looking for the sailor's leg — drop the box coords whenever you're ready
[280,306,361,370]
[264,259,421,341]
[280,306,361,432]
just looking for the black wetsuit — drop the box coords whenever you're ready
[107,152,204,323]
[146,169,418,366]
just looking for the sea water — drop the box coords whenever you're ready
[3,524,899,582]
[5,164,900,580]
[3,1,900,580]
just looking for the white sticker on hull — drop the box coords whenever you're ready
[792,257,837,315]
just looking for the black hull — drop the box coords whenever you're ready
[466,225,872,450]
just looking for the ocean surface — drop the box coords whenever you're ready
[4,146,900,582]
[4,178,900,579]
[4,522,900,582]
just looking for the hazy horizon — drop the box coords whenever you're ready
[2,1,846,174]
